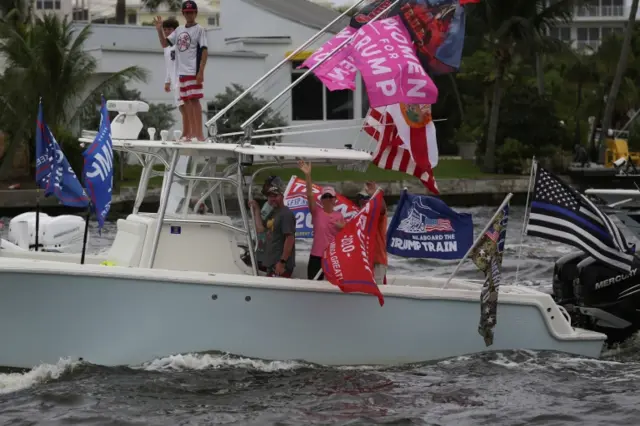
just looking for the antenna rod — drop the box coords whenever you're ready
[241,0,400,130]
[204,0,367,129]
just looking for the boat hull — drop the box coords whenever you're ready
[0,260,605,369]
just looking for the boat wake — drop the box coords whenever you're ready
[3,335,640,397]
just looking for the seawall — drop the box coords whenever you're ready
[0,177,532,217]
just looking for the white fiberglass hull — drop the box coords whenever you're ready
[0,258,605,369]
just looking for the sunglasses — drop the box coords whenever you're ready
[321,194,335,200]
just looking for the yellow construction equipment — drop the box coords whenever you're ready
[604,138,640,167]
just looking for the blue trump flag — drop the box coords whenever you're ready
[82,97,113,229]
[35,101,89,207]
[386,190,473,260]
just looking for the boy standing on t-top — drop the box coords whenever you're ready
[154,0,208,141]
[161,17,185,138]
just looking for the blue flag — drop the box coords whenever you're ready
[35,101,89,208]
[82,97,113,229]
[386,190,473,260]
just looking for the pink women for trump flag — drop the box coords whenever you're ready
[297,27,358,91]
[350,16,438,108]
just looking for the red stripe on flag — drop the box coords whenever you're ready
[363,110,439,194]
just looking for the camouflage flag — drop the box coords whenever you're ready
[471,203,510,346]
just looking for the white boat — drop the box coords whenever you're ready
[0,2,606,368]
[0,103,605,369]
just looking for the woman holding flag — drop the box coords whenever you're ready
[298,160,345,280]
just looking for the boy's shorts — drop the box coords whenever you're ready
[179,75,203,101]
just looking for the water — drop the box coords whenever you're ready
[1,206,640,425]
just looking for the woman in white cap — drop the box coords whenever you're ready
[298,160,345,280]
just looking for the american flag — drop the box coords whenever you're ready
[525,165,635,272]
[485,228,499,242]
[425,218,453,232]
[362,108,439,194]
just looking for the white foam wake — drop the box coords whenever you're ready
[137,353,309,372]
[0,358,78,395]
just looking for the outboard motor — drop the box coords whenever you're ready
[553,250,640,344]
[573,256,640,344]
[552,251,589,304]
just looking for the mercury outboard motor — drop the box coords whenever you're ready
[553,251,640,344]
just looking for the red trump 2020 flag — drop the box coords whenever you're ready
[322,191,385,306]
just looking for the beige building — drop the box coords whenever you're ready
[71,0,220,27]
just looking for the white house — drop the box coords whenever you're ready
[78,0,368,149]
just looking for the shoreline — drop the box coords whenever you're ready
[0,177,533,217]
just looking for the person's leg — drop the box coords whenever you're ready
[194,99,204,141]
[178,104,186,138]
[307,255,323,280]
[374,264,387,285]
[185,100,197,140]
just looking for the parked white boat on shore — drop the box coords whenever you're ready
[0,109,606,369]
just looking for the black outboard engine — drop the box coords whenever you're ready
[553,251,640,344]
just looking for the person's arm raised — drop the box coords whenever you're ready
[299,160,316,213]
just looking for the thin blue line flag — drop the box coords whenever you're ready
[35,100,89,208]
[82,97,113,230]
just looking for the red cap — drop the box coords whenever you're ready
[182,1,197,11]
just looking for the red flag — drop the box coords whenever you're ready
[459,0,480,3]
[322,191,385,306]
[363,108,439,195]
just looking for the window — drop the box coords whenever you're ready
[127,12,136,24]
[549,27,571,41]
[54,0,60,9]
[602,26,623,39]
[73,8,89,20]
[362,79,370,118]
[43,0,53,9]
[207,13,220,26]
[290,61,354,121]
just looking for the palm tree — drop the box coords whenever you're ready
[0,14,148,179]
[597,0,640,162]
[468,0,574,172]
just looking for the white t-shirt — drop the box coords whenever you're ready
[167,24,208,77]
[163,45,177,86]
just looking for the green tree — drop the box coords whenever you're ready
[598,0,640,161]
[207,84,288,145]
[467,0,574,172]
[0,15,147,179]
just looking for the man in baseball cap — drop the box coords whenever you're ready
[248,181,296,278]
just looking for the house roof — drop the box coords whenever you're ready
[239,0,350,33]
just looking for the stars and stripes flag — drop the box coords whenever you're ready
[525,164,635,272]
[470,200,509,347]
[425,218,453,232]
[362,107,439,194]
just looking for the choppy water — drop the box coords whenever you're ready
[1,206,640,426]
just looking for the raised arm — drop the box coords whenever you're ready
[153,16,170,48]
[298,160,316,213]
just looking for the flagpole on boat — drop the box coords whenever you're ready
[513,157,538,284]
[34,188,40,252]
[443,193,514,289]
[204,0,369,132]
[240,0,402,131]
[80,203,91,265]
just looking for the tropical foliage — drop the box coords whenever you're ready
[206,84,288,145]
[0,9,147,180]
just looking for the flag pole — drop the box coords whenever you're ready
[442,192,514,289]
[34,189,40,251]
[80,204,91,265]
[514,157,537,284]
